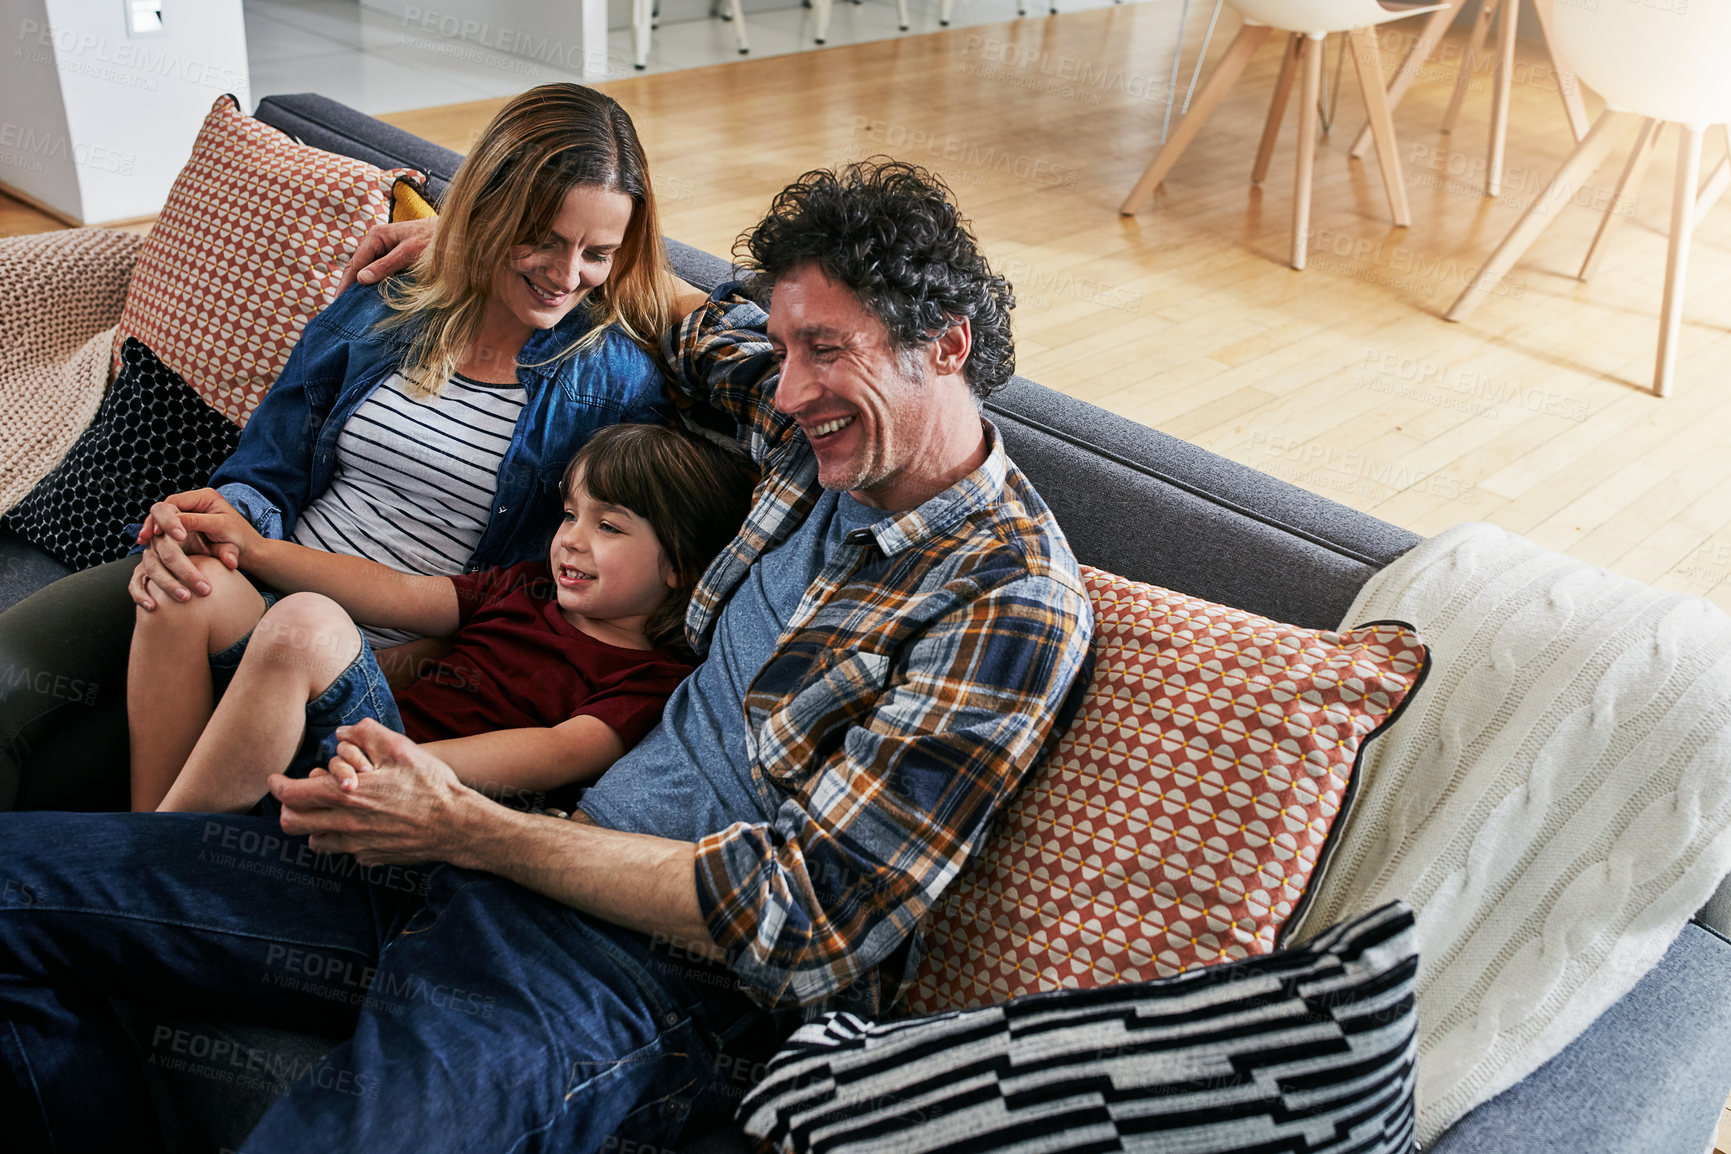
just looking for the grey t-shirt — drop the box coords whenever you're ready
[578,490,885,840]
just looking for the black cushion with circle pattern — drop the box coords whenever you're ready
[3,337,242,570]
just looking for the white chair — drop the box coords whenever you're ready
[810,0,1006,43]
[1445,0,1731,396]
[1338,0,1590,196]
[634,0,748,70]
[1119,0,1447,271]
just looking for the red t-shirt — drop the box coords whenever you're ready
[395,561,692,747]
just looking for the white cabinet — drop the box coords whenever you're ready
[0,0,250,225]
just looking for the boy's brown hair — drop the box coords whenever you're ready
[562,424,757,656]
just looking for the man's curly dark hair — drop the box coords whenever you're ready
[735,159,1016,401]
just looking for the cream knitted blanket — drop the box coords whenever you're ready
[0,227,145,514]
[1288,521,1731,1145]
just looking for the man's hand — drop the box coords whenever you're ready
[279,724,717,953]
[271,719,480,866]
[131,488,243,609]
[335,217,438,295]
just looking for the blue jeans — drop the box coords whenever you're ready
[0,811,781,1153]
[209,600,404,782]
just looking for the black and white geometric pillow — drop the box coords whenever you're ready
[741,901,1418,1154]
[4,337,242,570]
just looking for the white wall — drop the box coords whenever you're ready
[362,0,608,79]
[0,0,81,218]
[0,0,249,224]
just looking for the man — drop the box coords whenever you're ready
[0,160,1092,1152]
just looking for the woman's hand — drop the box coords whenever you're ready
[130,488,244,610]
[178,508,266,570]
[335,217,438,295]
[672,278,711,320]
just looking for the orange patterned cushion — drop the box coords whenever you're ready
[115,96,417,425]
[902,566,1427,1016]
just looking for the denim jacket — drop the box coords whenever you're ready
[208,281,669,571]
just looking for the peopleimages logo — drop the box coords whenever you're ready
[398,6,610,74]
[848,118,1080,188]
[959,34,1170,103]
[16,20,246,91]
[0,123,135,177]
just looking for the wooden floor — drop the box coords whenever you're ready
[0,192,65,237]
[7,12,1730,614]
[377,5,1731,616]
[4,6,1729,1142]
[10,7,1731,613]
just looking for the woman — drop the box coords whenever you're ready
[0,83,678,812]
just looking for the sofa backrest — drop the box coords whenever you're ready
[256,95,1421,630]
[256,93,465,198]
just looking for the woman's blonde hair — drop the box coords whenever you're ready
[383,84,675,396]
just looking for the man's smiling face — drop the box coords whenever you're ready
[767,264,951,511]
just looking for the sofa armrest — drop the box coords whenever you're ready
[1428,922,1731,1154]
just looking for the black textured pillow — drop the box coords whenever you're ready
[4,337,241,570]
[740,901,1418,1154]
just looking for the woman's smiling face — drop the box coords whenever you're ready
[493,184,635,332]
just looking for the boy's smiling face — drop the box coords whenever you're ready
[549,469,676,649]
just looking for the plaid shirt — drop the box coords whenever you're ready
[668,286,1094,1017]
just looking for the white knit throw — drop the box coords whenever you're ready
[1287,521,1731,1145]
[0,228,143,514]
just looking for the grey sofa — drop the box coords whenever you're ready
[2,93,1729,1153]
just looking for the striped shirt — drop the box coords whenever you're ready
[290,371,527,645]
[663,287,1095,1018]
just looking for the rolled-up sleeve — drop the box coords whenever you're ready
[692,568,1093,1009]
[662,284,789,465]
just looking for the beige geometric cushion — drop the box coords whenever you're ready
[902,565,1428,1015]
[114,95,415,426]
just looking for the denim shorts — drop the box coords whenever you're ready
[208,599,406,783]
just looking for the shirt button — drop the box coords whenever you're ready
[664,1011,679,1026]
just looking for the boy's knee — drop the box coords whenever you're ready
[257,594,356,658]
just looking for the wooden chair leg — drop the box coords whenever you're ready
[1349,26,1411,227]
[1655,124,1706,398]
[1120,24,1272,215]
[1579,119,1663,282]
[1694,124,1731,218]
[1487,0,1518,195]
[1447,110,1631,322]
[1291,34,1324,270]
[1253,34,1302,186]
[1349,0,1468,160]
[1530,0,1591,140]
[1443,0,1497,136]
